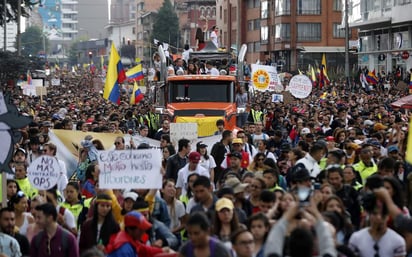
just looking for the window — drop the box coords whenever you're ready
[248,0,261,8]
[333,23,345,38]
[254,41,261,52]
[261,26,269,44]
[247,42,254,52]
[219,6,222,19]
[275,23,291,41]
[248,20,254,31]
[254,19,261,30]
[333,0,342,11]
[297,0,321,15]
[261,1,269,19]
[297,23,321,41]
[132,27,136,34]
[275,0,291,15]
[396,0,412,5]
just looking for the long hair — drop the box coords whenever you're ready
[383,176,405,209]
[186,173,200,199]
[212,204,240,239]
[85,163,98,181]
[162,179,177,221]
[91,194,120,245]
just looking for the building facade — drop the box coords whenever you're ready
[348,0,412,74]
[0,22,18,52]
[218,0,356,73]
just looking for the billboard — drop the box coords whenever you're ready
[38,0,63,40]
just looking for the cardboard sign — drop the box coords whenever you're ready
[35,86,47,96]
[98,149,162,189]
[170,123,198,147]
[51,78,61,86]
[27,156,60,190]
[251,64,281,92]
[287,75,312,99]
[272,94,284,103]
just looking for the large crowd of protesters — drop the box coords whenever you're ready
[1,61,412,257]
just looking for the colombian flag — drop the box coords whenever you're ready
[103,43,126,105]
[130,81,144,105]
[126,64,144,81]
[366,70,379,85]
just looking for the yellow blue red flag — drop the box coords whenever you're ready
[103,43,126,104]
[126,64,144,81]
[130,81,144,105]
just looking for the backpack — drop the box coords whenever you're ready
[33,228,69,257]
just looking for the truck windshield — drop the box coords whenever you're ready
[169,80,234,103]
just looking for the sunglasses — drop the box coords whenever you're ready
[114,142,122,145]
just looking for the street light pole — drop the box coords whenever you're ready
[3,0,6,51]
[17,0,21,55]
[344,0,350,87]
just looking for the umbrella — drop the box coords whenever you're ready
[391,95,412,109]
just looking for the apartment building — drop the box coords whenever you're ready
[218,0,355,72]
[348,0,412,73]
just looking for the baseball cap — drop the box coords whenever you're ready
[189,151,201,163]
[387,145,399,153]
[301,128,310,135]
[225,177,248,194]
[123,191,138,201]
[232,138,243,144]
[326,136,335,142]
[374,123,388,131]
[228,151,242,159]
[124,211,152,230]
[215,198,234,212]
[364,120,374,126]
[14,148,27,156]
[291,163,311,182]
[197,141,208,148]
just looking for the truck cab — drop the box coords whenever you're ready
[155,44,247,137]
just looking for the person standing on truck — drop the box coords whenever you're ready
[210,25,219,48]
[205,61,219,75]
[155,119,171,140]
[236,85,249,128]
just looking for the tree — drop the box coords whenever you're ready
[0,51,44,85]
[0,0,37,26]
[152,0,179,52]
[20,26,48,56]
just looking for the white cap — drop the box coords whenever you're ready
[364,120,374,126]
[123,191,138,201]
[301,127,310,135]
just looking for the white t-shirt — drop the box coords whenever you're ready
[176,164,209,196]
[349,227,406,257]
[210,31,218,47]
[57,205,76,230]
[167,200,186,230]
[199,155,216,174]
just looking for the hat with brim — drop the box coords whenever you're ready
[215,198,234,212]
[124,211,152,230]
[225,177,248,194]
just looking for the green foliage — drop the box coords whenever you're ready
[20,26,48,56]
[68,41,79,65]
[0,0,37,25]
[0,50,44,84]
[152,0,179,51]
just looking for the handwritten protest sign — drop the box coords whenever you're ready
[170,123,198,147]
[98,149,162,189]
[27,156,60,190]
[287,75,312,99]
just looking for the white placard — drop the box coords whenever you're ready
[27,156,60,190]
[98,149,162,189]
[32,79,43,87]
[251,64,281,92]
[51,78,61,86]
[287,75,313,99]
[170,123,198,147]
[272,94,284,103]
